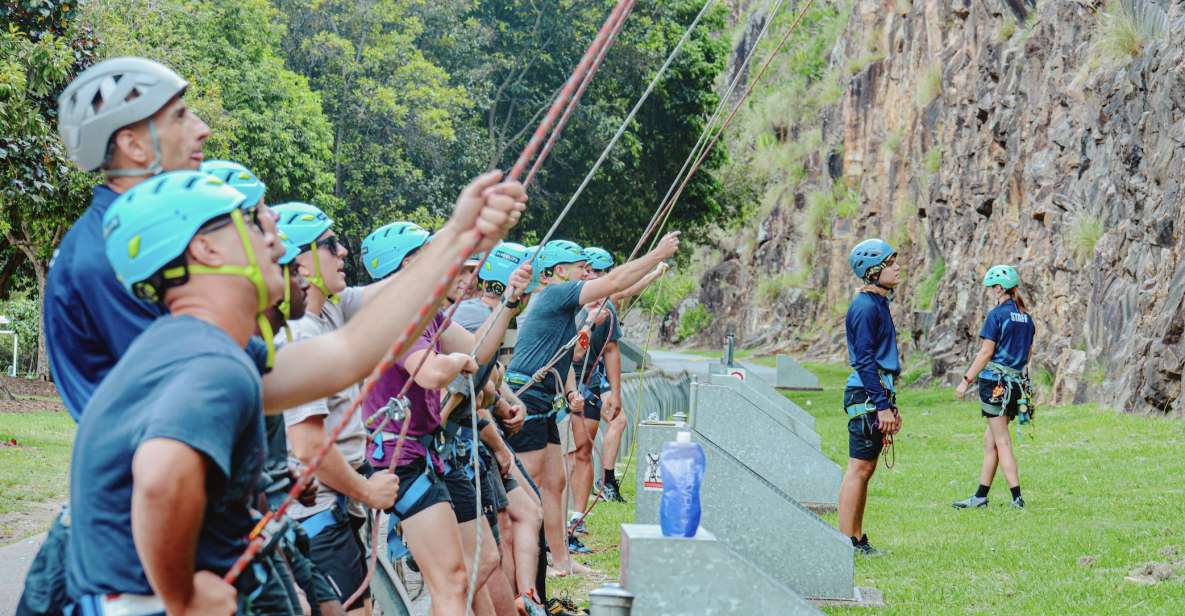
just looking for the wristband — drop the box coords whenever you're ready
[963,375,974,385]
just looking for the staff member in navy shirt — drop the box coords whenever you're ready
[840,238,902,556]
[953,265,1036,510]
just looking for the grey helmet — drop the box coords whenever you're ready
[57,57,188,174]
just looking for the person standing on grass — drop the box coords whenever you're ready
[838,238,902,556]
[953,265,1035,510]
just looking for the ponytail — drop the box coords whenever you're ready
[1007,288,1028,313]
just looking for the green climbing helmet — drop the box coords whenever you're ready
[982,264,1020,290]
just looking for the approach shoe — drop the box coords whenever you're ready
[546,595,586,615]
[852,534,880,557]
[600,480,626,503]
[568,534,592,554]
[952,495,989,509]
[1010,496,1026,509]
[568,512,589,535]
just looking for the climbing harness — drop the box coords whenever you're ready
[985,361,1036,439]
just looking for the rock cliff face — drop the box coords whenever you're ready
[692,0,1185,414]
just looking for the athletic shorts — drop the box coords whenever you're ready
[581,388,603,422]
[506,398,561,453]
[285,524,339,610]
[393,458,452,520]
[979,378,1023,418]
[301,506,369,610]
[442,464,482,524]
[843,386,885,461]
[479,445,511,512]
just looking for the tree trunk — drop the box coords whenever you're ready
[32,258,49,380]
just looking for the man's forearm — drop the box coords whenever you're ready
[614,267,662,303]
[132,441,206,613]
[289,423,370,502]
[605,343,622,393]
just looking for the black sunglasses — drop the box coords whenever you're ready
[301,234,344,255]
[200,205,263,235]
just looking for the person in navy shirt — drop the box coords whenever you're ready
[953,265,1036,510]
[840,238,902,556]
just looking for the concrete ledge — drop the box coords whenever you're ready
[810,587,886,609]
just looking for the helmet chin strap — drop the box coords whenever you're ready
[278,266,294,342]
[176,208,277,367]
[306,242,341,305]
[103,118,168,178]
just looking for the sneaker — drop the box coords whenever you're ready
[546,596,585,615]
[1010,496,1025,509]
[600,480,626,503]
[567,534,592,554]
[568,512,588,535]
[851,534,880,556]
[952,495,989,509]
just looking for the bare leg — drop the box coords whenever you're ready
[539,443,587,574]
[567,416,600,514]
[838,457,878,539]
[506,470,542,595]
[458,516,505,615]
[987,415,1020,488]
[978,424,999,487]
[402,503,469,616]
[601,408,627,478]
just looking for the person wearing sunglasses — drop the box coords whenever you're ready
[271,201,400,615]
[839,239,903,557]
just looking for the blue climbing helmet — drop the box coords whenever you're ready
[273,201,339,304]
[481,241,540,294]
[103,170,279,364]
[983,264,1020,289]
[276,228,300,266]
[537,240,585,272]
[199,160,266,206]
[360,221,430,280]
[582,247,614,271]
[849,238,896,281]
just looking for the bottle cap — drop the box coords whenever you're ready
[676,431,692,444]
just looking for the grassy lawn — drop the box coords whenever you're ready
[556,357,1185,613]
[0,411,74,543]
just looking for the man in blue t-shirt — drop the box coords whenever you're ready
[506,233,679,576]
[21,57,215,616]
[840,239,903,557]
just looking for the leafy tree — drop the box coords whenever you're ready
[0,0,100,377]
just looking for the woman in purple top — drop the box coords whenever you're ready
[358,221,524,616]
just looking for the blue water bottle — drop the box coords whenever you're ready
[659,431,706,537]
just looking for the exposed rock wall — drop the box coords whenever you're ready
[695,0,1185,414]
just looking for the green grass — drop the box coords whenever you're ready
[914,256,946,310]
[998,16,1018,42]
[915,64,942,109]
[1090,0,1169,65]
[0,412,75,539]
[1070,212,1105,265]
[566,357,1185,612]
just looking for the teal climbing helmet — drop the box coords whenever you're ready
[102,170,250,301]
[481,241,540,294]
[982,264,1020,289]
[537,240,585,271]
[273,201,339,303]
[277,228,300,266]
[199,160,266,206]
[360,221,430,280]
[273,202,333,247]
[849,238,896,280]
[582,247,614,271]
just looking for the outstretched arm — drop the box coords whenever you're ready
[262,172,524,413]
[612,262,668,304]
[579,232,679,306]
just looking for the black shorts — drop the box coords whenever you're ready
[393,458,452,520]
[979,378,1023,418]
[302,507,368,609]
[843,386,886,461]
[285,524,339,609]
[580,388,603,422]
[479,445,511,512]
[506,398,561,452]
[443,464,481,524]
